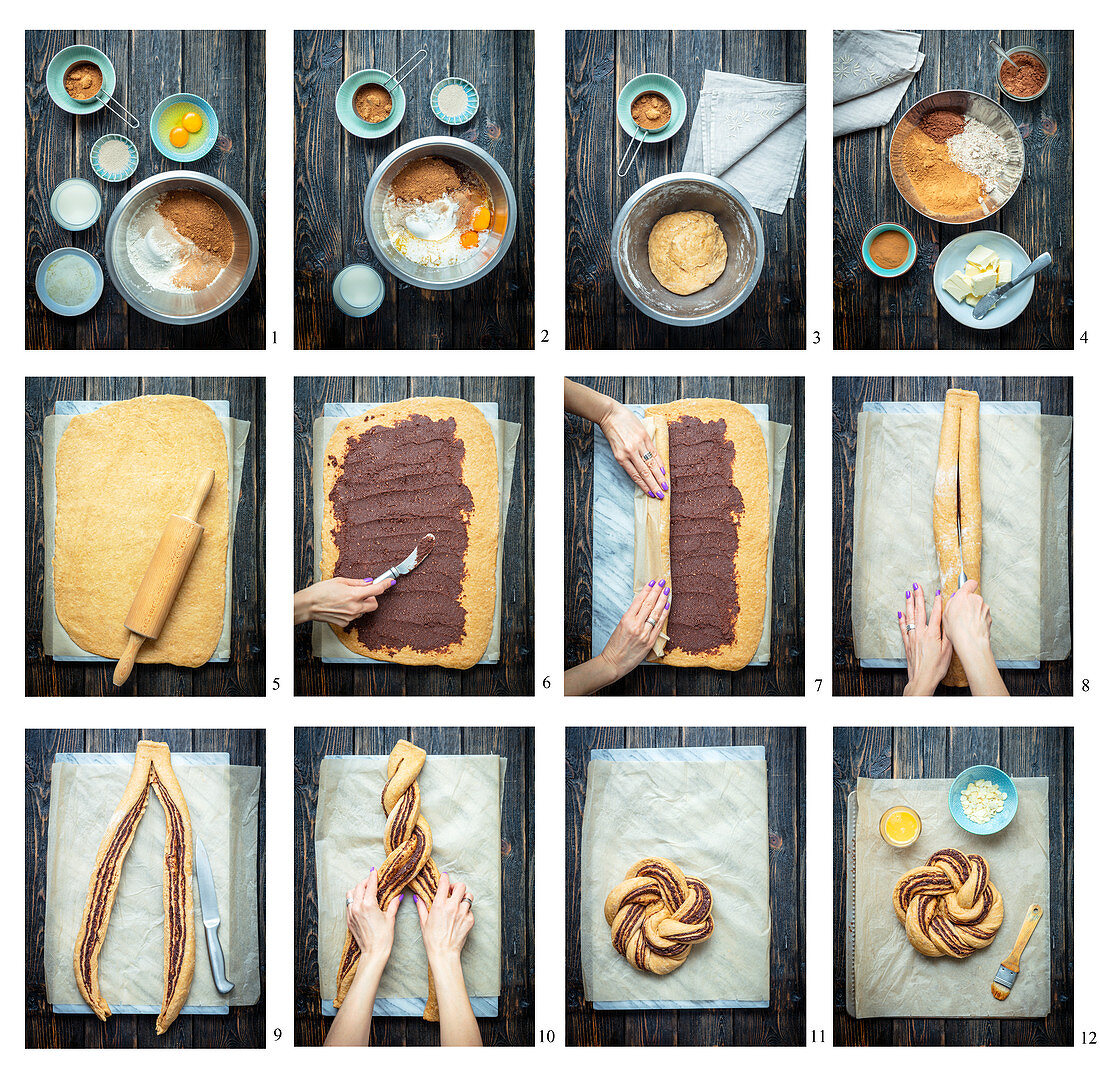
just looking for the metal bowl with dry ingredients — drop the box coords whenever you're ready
[611,172,764,326]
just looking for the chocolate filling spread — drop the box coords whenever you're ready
[151,773,188,1003]
[666,416,743,655]
[329,414,472,654]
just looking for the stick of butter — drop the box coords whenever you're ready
[997,258,1012,285]
[969,267,999,297]
[942,271,973,302]
[966,244,998,271]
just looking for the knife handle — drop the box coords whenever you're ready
[205,922,235,995]
[373,567,397,586]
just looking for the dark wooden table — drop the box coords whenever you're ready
[294,31,533,350]
[833,726,1072,1046]
[566,726,805,1046]
[294,376,533,696]
[831,376,1072,696]
[25,30,266,350]
[564,376,803,695]
[25,377,266,697]
[294,726,533,1046]
[834,29,1073,349]
[26,728,266,1048]
[566,30,805,350]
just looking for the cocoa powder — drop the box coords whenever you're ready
[1000,52,1047,97]
[156,190,235,264]
[391,156,461,202]
[918,109,965,144]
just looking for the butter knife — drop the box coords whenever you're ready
[194,836,234,995]
[972,252,1051,320]
[373,533,435,585]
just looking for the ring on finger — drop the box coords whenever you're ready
[646,615,658,627]
[642,450,653,461]
[461,896,474,909]
[905,624,916,632]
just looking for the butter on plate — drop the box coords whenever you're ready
[942,244,1013,308]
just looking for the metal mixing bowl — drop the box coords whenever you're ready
[364,136,517,290]
[889,91,1025,225]
[611,173,764,326]
[104,171,259,325]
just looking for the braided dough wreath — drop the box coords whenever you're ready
[893,848,1004,958]
[604,857,715,975]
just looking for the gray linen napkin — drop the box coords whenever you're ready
[681,70,806,216]
[833,30,924,136]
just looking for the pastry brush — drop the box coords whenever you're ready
[991,903,1043,1000]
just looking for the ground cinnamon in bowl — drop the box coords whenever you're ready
[868,229,911,270]
[353,82,393,123]
[631,91,672,130]
[999,52,1047,98]
[64,61,103,101]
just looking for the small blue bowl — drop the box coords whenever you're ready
[948,765,1018,836]
[36,248,104,317]
[90,134,139,182]
[431,78,479,125]
[862,223,917,278]
[150,93,218,162]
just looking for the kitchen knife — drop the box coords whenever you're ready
[955,459,968,587]
[373,533,435,585]
[194,836,234,995]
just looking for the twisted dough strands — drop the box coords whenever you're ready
[604,857,715,975]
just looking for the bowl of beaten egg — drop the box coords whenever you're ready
[364,136,516,290]
[151,94,218,163]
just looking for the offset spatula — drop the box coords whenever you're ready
[373,533,435,585]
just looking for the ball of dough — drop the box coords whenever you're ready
[647,211,728,296]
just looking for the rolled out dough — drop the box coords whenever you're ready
[52,395,229,666]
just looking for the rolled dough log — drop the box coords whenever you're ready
[53,395,229,666]
[932,388,982,687]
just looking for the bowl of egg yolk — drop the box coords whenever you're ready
[150,93,218,163]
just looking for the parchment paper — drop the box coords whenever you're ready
[580,749,771,1006]
[630,406,791,667]
[45,752,262,1014]
[852,407,1072,665]
[315,754,502,1016]
[852,777,1050,1019]
[42,399,251,663]
[311,401,521,665]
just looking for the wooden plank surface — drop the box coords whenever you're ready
[294,727,533,1046]
[564,377,804,696]
[25,377,266,697]
[832,726,1072,1046]
[294,377,533,696]
[293,30,533,350]
[25,30,266,350]
[831,376,1072,696]
[25,728,266,1049]
[565,726,806,1046]
[566,30,806,350]
[833,29,1073,349]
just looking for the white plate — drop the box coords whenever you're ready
[932,230,1035,330]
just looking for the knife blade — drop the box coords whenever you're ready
[955,457,967,587]
[373,533,435,585]
[194,836,234,995]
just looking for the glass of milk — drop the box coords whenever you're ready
[50,178,103,232]
[333,264,385,317]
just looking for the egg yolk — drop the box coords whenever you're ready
[182,111,204,134]
[471,205,491,231]
[169,125,190,148]
[460,231,479,249]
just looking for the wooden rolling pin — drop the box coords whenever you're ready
[113,468,216,686]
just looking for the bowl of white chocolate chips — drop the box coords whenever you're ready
[611,172,764,326]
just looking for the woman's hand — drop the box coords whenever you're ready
[414,872,475,967]
[293,576,395,626]
[345,868,400,968]
[599,401,667,500]
[942,579,1009,696]
[599,579,672,679]
[899,583,952,696]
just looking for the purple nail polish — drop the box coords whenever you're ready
[390,578,397,586]
[662,481,669,491]
[936,589,941,597]
[898,611,903,619]
[656,490,664,499]
[658,579,666,587]
[412,893,418,903]
[370,866,375,872]
[661,465,666,475]
[664,588,671,598]
[905,590,910,599]
[912,583,919,591]
[399,893,404,903]
[648,580,655,587]
[648,490,655,498]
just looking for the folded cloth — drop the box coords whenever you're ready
[681,70,805,216]
[833,30,924,136]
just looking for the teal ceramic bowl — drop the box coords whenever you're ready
[431,78,478,125]
[337,70,405,139]
[948,765,1018,836]
[616,74,688,143]
[150,94,218,162]
[46,45,115,116]
[862,223,917,278]
[90,134,139,182]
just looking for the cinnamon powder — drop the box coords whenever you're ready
[900,129,983,217]
[390,157,461,202]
